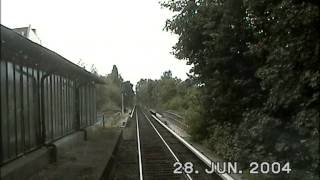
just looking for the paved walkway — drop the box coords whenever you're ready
[103,113,139,180]
[28,126,122,180]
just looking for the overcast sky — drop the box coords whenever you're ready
[1,0,191,85]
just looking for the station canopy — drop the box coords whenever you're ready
[1,25,104,84]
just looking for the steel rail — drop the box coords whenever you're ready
[136,109,143,180]
[130,105,136,118]
[142,111,192,180]
[151,114,235,180]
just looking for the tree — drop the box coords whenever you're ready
[238,0,320,175]
[136,79,159,108]
[111,65,122,85]
[158,71,179,107]
[121,81,135,110]
[90,64,98,75]
[96,65,125,113]
[162,0,319,178]
[136,70,200,114]
[77,59,86,69]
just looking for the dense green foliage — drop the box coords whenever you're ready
[96,65,134,113]
[122,80,135,109]
[161,0,319,179]
[136,71,200,116]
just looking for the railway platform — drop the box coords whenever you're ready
[26,125,122,180]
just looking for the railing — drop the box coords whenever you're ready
[96,113,106,127]
[96,112,124,127]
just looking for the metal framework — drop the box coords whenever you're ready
[0,25,101,166]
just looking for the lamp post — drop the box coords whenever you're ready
[121,82,124,115]
[121,92,124,115]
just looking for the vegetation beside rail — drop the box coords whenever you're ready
[94,65,135,113]
[137,0,319,179]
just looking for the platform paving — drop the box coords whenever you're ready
[102,113,139,180]
[28,126,122,180]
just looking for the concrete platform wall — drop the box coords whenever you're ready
[0,125,119,180]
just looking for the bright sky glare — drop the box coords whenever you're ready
[1,0,191,85]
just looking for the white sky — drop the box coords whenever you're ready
[1,0,191,85]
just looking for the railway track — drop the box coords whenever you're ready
[135,106,223,180]
[162,111,189,130]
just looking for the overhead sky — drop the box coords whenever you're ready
[1,0,191,85]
